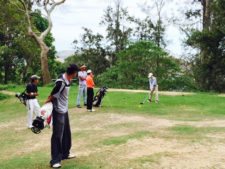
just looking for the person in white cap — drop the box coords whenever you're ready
[26,75,41,128]
[86,70,95,112]
[148,73,159,103]
[76,65,87,108]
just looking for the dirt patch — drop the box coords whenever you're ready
[0,90,16,96]
[108,88,194,96]
[3,107,225,168]
[122,137,225,169]
[218,94,225,97]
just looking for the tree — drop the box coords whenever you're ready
[100,0,133,64]
[132,16,155,41]
[186,0,225,91]
[65,28,110,75]
[12,0,66,84]
[0,0,31,84]
[97,41,186,90]
[140,0,167,77]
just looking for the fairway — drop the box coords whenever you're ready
[0,87,225,169]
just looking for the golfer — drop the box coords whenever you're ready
[86,70,95,112]
[46,64,79,168]
[76,65,87,108]
[148,73,159,103]
[26,75,41,128]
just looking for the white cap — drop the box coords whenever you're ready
[87,70,92,74]
[31,75,40,80]
[148,73,153,78]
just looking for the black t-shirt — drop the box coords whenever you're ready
[26,83,38,99]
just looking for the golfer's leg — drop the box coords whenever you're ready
[83,85,87,105]
[27,100,33,128]
[33,99,41,117]
[90,89,94,110]
[76,86,82,106]
[155,85,159,102]
[51,111,65,165]
[62,112,72,159]
[87,89,91,110]
[84,86,87,105]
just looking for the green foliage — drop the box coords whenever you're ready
[101,4,133,63]
[97,41,194,90]
[0,84,16,91]
[65,28,110,75]
[0,93,9,100]
[0,2,62,84]
[187,0,225,92]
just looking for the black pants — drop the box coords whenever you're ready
[50,110,71,165]
[87,88,94,110]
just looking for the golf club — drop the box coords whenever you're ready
[140,94,149,104]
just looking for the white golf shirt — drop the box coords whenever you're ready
[149,77,157,91]
[78,71,87,86]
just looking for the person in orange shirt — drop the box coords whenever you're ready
[86,70,95,112]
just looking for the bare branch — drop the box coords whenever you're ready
[39,0,66,39]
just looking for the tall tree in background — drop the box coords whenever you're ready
[101,0,132,64]
[200,0,212,30]
[0,0,32,84]
[187,0,225,91]
[141,0,166,48]
[66,28,110,75]
[132,17,155,41]
[141,0,166,76]
[12,0,66,84]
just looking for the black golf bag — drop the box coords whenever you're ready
[15,91,28,106]
[93,87,108,107]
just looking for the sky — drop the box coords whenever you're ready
[49,0,200,57]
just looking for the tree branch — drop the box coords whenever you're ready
[40,0,66,39]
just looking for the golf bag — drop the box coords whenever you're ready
[31,102,53,134]
[93,87,108,107]
[15,91,28,106]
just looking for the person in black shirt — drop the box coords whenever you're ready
[26,75,41,128]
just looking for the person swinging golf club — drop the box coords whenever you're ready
[45,64,79,168]
[26,75,41,129]
[148,73,159,103]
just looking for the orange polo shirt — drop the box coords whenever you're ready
[86,75,95,88]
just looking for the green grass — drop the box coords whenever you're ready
[171,125,225,135]
[99,91,225,120]
[0,151,94,169]
[0,93,9,100]
[5,85,225,120]
[1,86,225,168]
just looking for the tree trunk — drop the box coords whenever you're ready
[4,64,9,84]
[202,0,212,30]
[40,43,51,84]
[200,0,212,90]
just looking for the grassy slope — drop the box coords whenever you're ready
[0,86,225,168]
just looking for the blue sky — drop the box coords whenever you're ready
[50,0,201,57]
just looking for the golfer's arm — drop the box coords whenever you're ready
[79,76,84,81]
[45,95,54,103]
[45,81,62,103]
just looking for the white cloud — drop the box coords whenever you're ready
[50,0,197,57]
